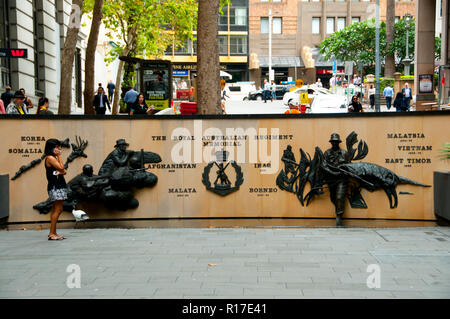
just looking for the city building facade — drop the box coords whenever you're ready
[0,0,117,114]
[163,0,249,88]
[249,0,378,87]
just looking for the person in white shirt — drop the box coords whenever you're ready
[263,79,271,103]
[315,78,323,88]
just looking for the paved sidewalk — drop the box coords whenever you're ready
[0,227,449,299]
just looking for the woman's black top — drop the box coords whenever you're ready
[45,156,67,191]
[348,101,363,112]
[131,103,148,115]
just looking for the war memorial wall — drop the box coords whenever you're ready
[0,111,449,225]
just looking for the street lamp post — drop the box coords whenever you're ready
[402,13,412,76]
[375,0,381,112]
[268,7,273,83]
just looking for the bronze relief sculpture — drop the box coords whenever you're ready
[33,139,161,213]
[277,131,430,226]
[202,150,244,196]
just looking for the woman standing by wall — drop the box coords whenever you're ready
[44,139,68,240]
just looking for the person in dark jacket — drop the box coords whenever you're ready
[348,95,363,113]
[393,92,407,112]
[1,85,14,107]
[92,87,111,115]
[107,80,115,103]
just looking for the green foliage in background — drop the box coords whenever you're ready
[441,143,450,160]
[319,18,441,74]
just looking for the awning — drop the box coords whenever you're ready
[309,47,344,68]
[259,56,304,68]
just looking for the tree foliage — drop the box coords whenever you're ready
[101,0,198,113]
[319,18,441,72]
[102,0,198,63]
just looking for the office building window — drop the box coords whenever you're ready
[273,17,282,34]
[0,0,10,88]
[337,17,346,31]
[261,17,268,34]
[75,48,82,108]
[174,39,191,55]
[219,9,227,25]
[231,7,247,26]
[33,0,44,94]
[352,17,360,24]
[219,36,228,55]
[230,36,247,54]
[312,17,320,34]
[261,17,282,34]
[326,18,334,34]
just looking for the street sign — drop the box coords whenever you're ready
[332,60,337,74]
[300,92,309,104]
[0,49,28,58]
[345,61,353,76]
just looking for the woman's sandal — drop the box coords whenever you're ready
[48,235,65,241]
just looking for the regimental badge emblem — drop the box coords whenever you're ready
[202,150,244,196]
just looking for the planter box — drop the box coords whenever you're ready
[0,174,9,221]
[434,171,450,221]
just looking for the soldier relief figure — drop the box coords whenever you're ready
[276,132,430,226]
[34,139,162,213]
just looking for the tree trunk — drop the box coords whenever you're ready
[84,0,104,114]
[112,27,136,115]
[112,59,125,115]
[385,0,395,78]
[58,0,84,114]
[197,0,221,114]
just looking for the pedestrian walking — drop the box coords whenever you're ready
[123,86,139,114]
[383,83,394,110]
[92,86,111,115]
[6,90,28,114]
[271,81,276,101]
[107,80,115,103]
[44,138,68,241]
[368,84,375,110]
[36,97,54,115]
[394,92,407,112]
[20,88,33,111]
[402,83,412,110]
[263,79,270,103]
[1,85,14,107]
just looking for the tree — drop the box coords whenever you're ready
[320,18,441,75]
[319,20,387,72]
[83,0,104,115]
[58,0,84,114]
[197,0,221,114]
[384,0,396,78]
[389,18,441,71]
[102,0,198,114]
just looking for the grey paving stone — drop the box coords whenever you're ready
[1,227,450,299]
